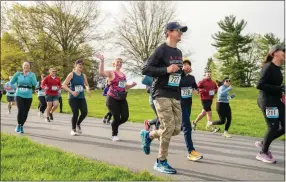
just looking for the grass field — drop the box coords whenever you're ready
[1,87,284,139]
[0,133,165,181]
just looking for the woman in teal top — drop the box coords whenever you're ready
[9,61,37,134]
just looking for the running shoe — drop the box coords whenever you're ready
[15,124,21,133]
[212,127,220,133]
[70,130,78,136]
[103,118,107,124]
[256,151,276,163]
[19,125,24,134]
[206,121,212,129]
[106,120,110,125]
[140,130,152,155]
[187,150,203,161]
[111,136,120,141]
[153,159,177,174]
[45,117,51,122]
[223,132,232,138]
[8,110,11,114]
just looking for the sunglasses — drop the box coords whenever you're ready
[225,80,231,82]
[171,29,183,33]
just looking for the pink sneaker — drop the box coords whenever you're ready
[144,120,150,131]
[256,152,276,163]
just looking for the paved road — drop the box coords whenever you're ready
[1,103,285,181]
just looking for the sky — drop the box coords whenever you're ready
[4,1,285,88]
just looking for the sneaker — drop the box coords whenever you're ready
[206,121,212,129]
[70,130,78,136]
[212,127,220,133]
[77,125,82,134]
[192,121,196,131]
[103,118,107,124]
[45,117,51,122]
[153,159,177,174]
[38,111,41,116]
[15,124,21,133]
[49,113,53,120]
[19,125,24,134]
[187,150,203,161]
[106,120,111,125]
[256,151,276,163]
[39,112,44,118]
[144,120,151,131]
[8,110,11,114]
[111,135,120,141]
[140,130,152,155]
[223,132,232,138]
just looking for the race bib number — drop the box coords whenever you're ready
[51,86,58,91]
[181,87,193,98]
[209,90,215,96]
[266,107,279,119]
[118,80,126,88]
[75,85,84,92]
[168,73,181,87]
[19,88,28,92]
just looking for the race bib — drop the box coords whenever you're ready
[209,90,215,96]
[19,88,28,92]
[181,87,193,98]
[168,73,181,87]
[74,85,84,92]
[118,80,126,88]
[266,107,279,119]
[51,86,58,91]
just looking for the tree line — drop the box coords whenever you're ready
[1,2,284,88]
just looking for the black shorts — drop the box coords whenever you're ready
[201,100,213,112]
[7,96,15,102]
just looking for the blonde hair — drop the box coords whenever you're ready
[112,58,123,67]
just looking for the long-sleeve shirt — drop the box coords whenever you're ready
[10,71,37,98]
[41,75,61,96]
[197,78,218,101]
[4,82,17,97]
[257,62,283,103]
[217,85,234,103]
[142,43,183,100]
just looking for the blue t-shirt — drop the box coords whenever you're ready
[10,72,37,98]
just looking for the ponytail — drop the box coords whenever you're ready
[216,80,223,87]
[261,54,273,68]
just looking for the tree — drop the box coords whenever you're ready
[4,1,108,87]
[114,1,176,75]
[212,15,253,86]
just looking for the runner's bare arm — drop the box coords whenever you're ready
[83,74,90,91]
[125,82,137,90]
[62,72,74,94]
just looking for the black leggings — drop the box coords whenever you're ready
[69,98,88,130]
[149,102,160,129]
[104,111,112,121]
[106,96,129,136]
[212,102,232,131]
[258,98,285,153]
[38,96,47,113]
[16,96,32,126]
[59,96,63,112]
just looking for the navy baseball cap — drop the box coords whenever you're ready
[164,22,188,34]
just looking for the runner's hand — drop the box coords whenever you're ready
[167,64,180,73]
[87,90,92,97]
[96,54,104,62]
[72,91,79,97]
[131,82,137,87]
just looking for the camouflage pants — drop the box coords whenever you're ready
[149,97,182,160]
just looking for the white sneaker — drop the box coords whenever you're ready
[38,111,41,116]
[77,125,82,134]
[70,130,78,136]
[40,112,44,118]
[8,110,11,114]
[111,136,120,141]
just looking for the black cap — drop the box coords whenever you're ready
[269,44,285,55]
[164,22,188,34]
[75,59,83,65]
[183,58,191,66]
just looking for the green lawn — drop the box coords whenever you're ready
[2,87,284,139]
[0,133,166,181]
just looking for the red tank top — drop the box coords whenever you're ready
[107,71,127,98]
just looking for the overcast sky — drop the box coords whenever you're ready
[4,1,285,88]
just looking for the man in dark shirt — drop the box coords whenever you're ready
[140,21,187,174]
